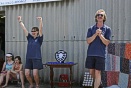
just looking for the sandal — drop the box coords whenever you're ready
[36,85,39,88]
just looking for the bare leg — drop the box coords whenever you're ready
[2,71,11,87]
[0,74,5,85]
[19,71,25,88]
[33,69,39,88]
[25,69,33,88]
[89,69,95,88]
[89,69,95,79]
[94,70,101,88]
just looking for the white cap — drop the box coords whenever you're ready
[6,54,12,57]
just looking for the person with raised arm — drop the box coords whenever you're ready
[18,16,43,88]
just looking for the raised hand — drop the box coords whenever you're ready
[17,16,28,36]
[18,16,22,21]
[37,17,42,22]
[37,17,43,36]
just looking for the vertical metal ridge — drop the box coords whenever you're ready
[2,0,131,84]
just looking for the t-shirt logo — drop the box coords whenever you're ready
[35,39,38,42]
[102,31,105,35]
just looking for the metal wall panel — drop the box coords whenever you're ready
[0,0,131,84]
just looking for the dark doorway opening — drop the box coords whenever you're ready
[0,11,5,72]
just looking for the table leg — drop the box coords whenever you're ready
[50,67,54,88]
[70,67,72,88]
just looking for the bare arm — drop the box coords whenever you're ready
[98,34,110,46]
[87,29,101,44]
[87,33,97,44]
[15,64,23,73]
[18,16,28,36]
[37,17,43,37]
[11,65,17,74]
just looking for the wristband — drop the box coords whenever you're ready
[19,20,22,23]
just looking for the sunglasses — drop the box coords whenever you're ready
[31,31,37,32]
[96,14,104,17]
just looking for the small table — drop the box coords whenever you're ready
[44,62,77,88]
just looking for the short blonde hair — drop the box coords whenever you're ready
[95,9,107,23]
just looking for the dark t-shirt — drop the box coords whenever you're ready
[86,24,111,58]
[26,33,43,59]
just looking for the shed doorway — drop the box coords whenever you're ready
[0,11,5,72]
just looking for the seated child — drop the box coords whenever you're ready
[0,53,14,86]
[2,56,25,88]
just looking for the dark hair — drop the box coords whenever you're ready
[6,53,14,61]
[15,56,22,64]
[32,27,39,31]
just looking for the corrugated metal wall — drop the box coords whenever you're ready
[1,0,131,84]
